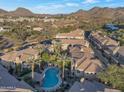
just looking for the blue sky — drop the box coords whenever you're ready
[0,0,124,14]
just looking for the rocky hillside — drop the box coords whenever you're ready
[8,7,34,17]
[0,7,34,17]
[0,9,8,16]
[70,7,124,23]
[0,7,124,23]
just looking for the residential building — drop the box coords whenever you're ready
[89,32,119,51]
[69,78,120,92]
[55,29,84,39]
[88,31,120,64]
[0,47,39,68]
[75,55,104,76]
[0,27,4,32]
[0,26,10,32]
[114,46,124,65]
[57,39,86,50]
[33,27,43,32]
[0,64,34,92]
[68,45,104,78]
[55,29,89,50]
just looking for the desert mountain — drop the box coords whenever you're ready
[7,7,34,17]
[0,9,8,16]
[0,9,8,13]
[69,7,124,23]
[0,7,124,23]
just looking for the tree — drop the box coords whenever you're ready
[97,65,124,91]
[41,52,50,63]
[53,40,62,57]
[57,53,71,79]
[15,63,22,76]
[27,54,41,80]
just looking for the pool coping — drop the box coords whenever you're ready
[41,67,62,91]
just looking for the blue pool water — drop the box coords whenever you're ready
[42,67,60,90]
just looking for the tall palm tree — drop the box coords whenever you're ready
[53,40,62,56]
[58,53,70,79]
[36,47,44,70]
[27,57,35,79]
[27,54,40,80]
[15,56,22,76]
[31,62,35,80]
[54,41,72,79]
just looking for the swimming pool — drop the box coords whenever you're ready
[41,67,62,91]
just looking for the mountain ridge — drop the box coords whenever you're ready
[0,7,124,23]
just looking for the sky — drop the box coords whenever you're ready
[0,0,124,14]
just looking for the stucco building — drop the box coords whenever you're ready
[55,29,89,50]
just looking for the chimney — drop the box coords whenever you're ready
[85,41,89,47]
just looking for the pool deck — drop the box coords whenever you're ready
[41,67,62,91]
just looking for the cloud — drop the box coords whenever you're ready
[33,2,81,14]
[36,2,80,10]
[82,0,99,4]
[36,3,64,10]
[66,3,79,7]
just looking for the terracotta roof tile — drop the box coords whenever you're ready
[60,39,84,45]
[1,48,39,63]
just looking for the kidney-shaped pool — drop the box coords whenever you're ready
[41,67,62,91]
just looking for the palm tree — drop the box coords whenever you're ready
[31,61,35,79]
[53,41,72,79]
[57,53,71,79]
[15,56,22,76]
[35,47,44,71]
[27,54,40,80]
[53,40,62,56]
[27,57,35,79]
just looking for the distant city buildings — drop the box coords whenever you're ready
[0,17,42,23]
